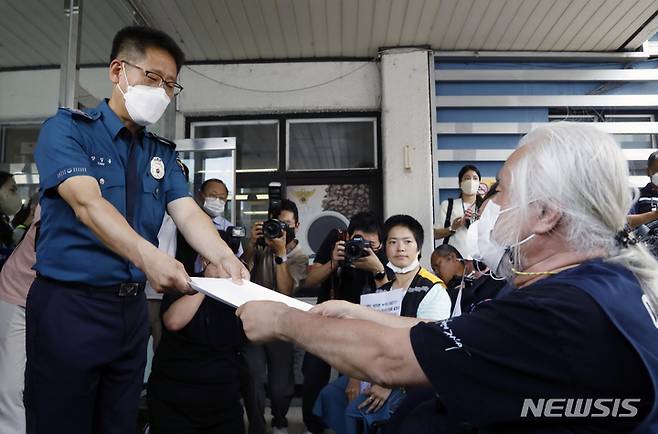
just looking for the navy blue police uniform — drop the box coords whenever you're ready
[25,99,189,434]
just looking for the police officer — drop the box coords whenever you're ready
[628,150,658,230]
[27,26,248,434]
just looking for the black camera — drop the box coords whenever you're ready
[219,225,246,255]
[262,219,288,240]
[344,235,373,263]
[257,182,288,246]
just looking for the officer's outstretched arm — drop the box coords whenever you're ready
[57,176,191,293]
[168,197,249,283]
[237,301,431,388]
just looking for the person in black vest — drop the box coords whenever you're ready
[312,214,451,434]
[147,238,246,434]
[238,124,658,433]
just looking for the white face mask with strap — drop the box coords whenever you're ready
[117,64,170,126]
[387,258,420,274]
[474,200,535,276]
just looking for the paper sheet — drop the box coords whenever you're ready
[189,277,313,312]
[359,288,406,316]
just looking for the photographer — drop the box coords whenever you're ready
[302,212,391,434]
[241,199,308,434]
[628,151,658,230]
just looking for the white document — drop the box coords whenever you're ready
[359,288,406,316]
[189,277,313,312]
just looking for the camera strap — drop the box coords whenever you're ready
[443,198,454,245]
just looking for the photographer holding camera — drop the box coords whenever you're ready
[302,211,391,434]
[241,198,308,434]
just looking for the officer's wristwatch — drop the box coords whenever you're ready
[373,269,386,280]
[275,255,288,265]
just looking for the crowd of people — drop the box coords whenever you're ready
[0,24,657,434]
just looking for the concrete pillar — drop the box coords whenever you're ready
[59,0,83,108]
[380,48,434,266]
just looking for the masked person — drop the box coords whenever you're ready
[237,123,658,434]
[241,199,308,434]
[28,26,248,434]
[0,173,23,256]
[313,215,450,434]
[433,165,483,257]
[302,211,392,434]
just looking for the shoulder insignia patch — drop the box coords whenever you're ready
[147,132,177,150]
[58,107,101,121]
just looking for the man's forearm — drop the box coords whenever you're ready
[628,210,658,229]
[275,263,294,295]
[73,195,157,271]
[434,227,452,239]
[275,309,428,387]
[351,304,424,328]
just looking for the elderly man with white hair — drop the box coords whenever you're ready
[237,123,658,434]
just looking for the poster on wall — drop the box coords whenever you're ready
[287,184,371,257]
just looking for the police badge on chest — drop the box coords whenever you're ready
[150,157,165,180]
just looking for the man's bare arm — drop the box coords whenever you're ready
[628,209,658,229]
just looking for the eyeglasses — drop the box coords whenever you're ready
[121,60,183,97]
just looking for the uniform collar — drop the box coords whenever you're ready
[97,99,145,141]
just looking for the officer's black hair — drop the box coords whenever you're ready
[383,214,424,254]
[110,26,185,73]
[348,211,382,240]
[271,199,299,224]
[432,244,463,260]
[200,178,227,195]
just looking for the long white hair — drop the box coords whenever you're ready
[496,122,658,310]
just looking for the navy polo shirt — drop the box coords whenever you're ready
[409,260,652,432]
[34,100,190,285]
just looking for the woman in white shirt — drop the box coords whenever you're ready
[434,164,483,257]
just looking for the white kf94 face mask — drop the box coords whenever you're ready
[117,65,171,126]
[474,200,535,276]
[203,198,226,217]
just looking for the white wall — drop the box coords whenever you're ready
[380,49,434,266]
[177,61,380,115]
[0,67,109,122]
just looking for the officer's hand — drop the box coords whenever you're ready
[236,301,290,343]
[331,240,346,263]
[352,248,383,274]
[207,254,250,284]
[143,249,192,294]
[250,222,263,246]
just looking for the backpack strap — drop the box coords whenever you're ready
[442,198,454,245]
